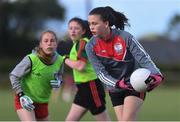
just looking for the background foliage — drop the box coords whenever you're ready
[0,0,65,57]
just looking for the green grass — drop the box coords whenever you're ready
[0,87,179,121]
[139,87,180,121]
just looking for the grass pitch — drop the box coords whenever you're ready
[0,86,179,121]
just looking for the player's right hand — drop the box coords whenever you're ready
[50,79,62,88]
[50,72,63,88]
[18,92,35,111]
[116,78,134,90]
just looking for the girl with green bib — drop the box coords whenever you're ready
[9,30,64,121]
[64,17,110,121]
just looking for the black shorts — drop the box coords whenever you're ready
[109,89,146,107]
[74,79,106,115]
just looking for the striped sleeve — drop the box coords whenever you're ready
[128,35,162,75]
[9,56,32,94]
[85,38,118,87]
[77,40,87,63]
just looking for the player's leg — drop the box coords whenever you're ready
[122,96,144,121]
[62,74,76,102]
[65,83,88,121]
[113,105,123,121]
[113,96,143,121]
[15,95,36,121]
[109,91,124,121]
[94,109,111,121]
[120,91,145,121]
[17,109,36,121]
[109,90,145,121]
[89,79,111,121]
[65,103,87,121]
[34,103,49,121]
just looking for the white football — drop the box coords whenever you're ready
[130,68,151,92]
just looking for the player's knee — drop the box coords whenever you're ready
[122,114,137,121]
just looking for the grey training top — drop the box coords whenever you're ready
[85,29,162,90]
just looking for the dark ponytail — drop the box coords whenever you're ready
[89,6,129,30]
[83,20,92,39]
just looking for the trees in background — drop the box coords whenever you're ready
[167,13,180,41]
[0,0,65,57]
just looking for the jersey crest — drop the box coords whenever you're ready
[114,42,123,54]
[94,36,126,61]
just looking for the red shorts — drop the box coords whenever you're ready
[14,95,48,119]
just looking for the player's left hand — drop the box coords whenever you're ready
[147,74,164,92]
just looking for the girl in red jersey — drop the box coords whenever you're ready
[86,6,164,121]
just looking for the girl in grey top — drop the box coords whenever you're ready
[86,6,164,121]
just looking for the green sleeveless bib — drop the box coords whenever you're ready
[21,53,64,103]
[69,38,97,83]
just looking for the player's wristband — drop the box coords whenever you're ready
[18,92,24,97]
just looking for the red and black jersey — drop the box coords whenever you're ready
[93,34,135,80]
[86,29,162,90]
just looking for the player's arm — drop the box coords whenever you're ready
[85,38,118,88]
[127,35,162,75]
[65,59,86,71]
[50,58,64,88]
[9,56,31,94]
[65,40,87,71]
[127,35,164,91]
[9,56,35,111]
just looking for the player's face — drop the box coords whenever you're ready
[40,32,57,55]
[68,21,85,42]
[88,14,109,38]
